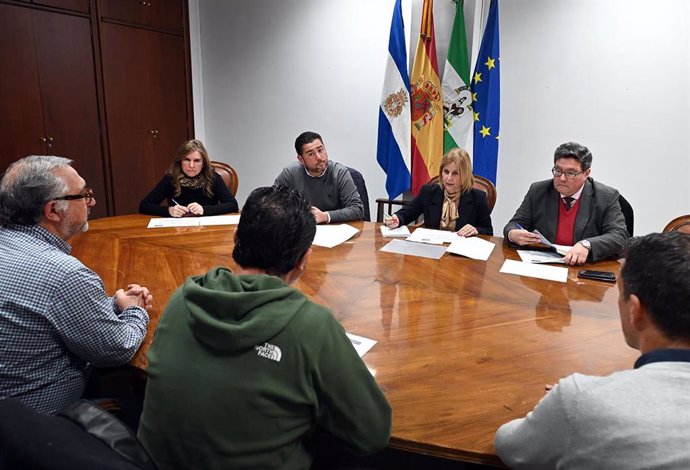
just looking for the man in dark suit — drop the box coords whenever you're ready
[503,142,628,265]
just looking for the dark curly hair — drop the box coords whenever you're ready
[233,185,316,276]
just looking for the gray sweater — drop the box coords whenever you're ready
[274,161,363,223]
[495,361,690,469]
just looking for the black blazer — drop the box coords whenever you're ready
[395,184,493,235]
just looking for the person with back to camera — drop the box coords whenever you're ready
[138,185,391,470]
[495,231,690,469]
[139,139,239,217]
[383,147,493,236]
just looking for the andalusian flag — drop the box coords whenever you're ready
[410,0,443,194]
[442,0,472,153]
[472,0,500,184]
[377,0,411,200]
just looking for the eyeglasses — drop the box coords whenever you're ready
[53,187,94,205]
[551,168,584,180]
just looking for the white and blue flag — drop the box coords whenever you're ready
[376,0,411,200]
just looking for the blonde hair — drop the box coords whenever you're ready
[438,147,475,194]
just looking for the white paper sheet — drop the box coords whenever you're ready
[147,214,240,228]
[499,259,568,283]
[346,333,377,357]
[516,250,565,264]
[312,224,360,248]
[199,214,241,226]
[446,236,495,261]
[380,225,411,238]
[147,217,201,228]
[406,227,458,244]
[380,239,447,259]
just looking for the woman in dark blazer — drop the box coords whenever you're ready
[139,139,238,217]
[384,147,493,236]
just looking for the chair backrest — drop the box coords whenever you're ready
[472,175,496,213]
[210,161,239,197]
[429,174,496,212]
[346,166,370,222]
[663,214,690,234]
[618,194,634,236]
[376,197,408,223]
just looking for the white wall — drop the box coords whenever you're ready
[496,0,690,235]
[191,0,689,235]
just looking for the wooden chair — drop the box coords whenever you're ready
[375,174,497,223]
[210,161,239,197]
[471,175,497,212]
[376,197,408,224]
[663,215,690,234]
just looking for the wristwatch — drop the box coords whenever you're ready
[579,239,591,251]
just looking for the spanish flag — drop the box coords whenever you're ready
[410,0,443,195]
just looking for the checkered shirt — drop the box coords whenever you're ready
[0,224,149,414]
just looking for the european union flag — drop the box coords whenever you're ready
[471,0,500,185]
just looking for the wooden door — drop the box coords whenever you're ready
[0,4,108,218]
[101,22,190,215]
[0,4,46,171]
[33,9,109,218]
[150,31,189,179]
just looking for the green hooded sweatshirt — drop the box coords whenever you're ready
[138,267,391,470]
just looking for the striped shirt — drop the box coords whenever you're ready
[0,224,148,413]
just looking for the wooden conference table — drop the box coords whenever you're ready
[71,214,637,466]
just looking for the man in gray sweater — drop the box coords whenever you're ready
[495,231,690,469]
[275,131,363,224]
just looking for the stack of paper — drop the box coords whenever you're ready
[533,229,572,255]
[380,225,411,238]
[516,250,565,264]
[406,227,458,244]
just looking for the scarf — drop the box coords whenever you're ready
[179,174,206,190]
[440,189,460,231]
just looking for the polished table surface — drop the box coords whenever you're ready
[71,215,637,466]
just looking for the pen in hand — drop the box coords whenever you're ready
[170,198,190,217]
[383,212,399,228]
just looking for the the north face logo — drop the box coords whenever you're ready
[255,343,282,362]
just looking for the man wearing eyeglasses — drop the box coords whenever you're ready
[0,155,152,415]
[503,142,629,265]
